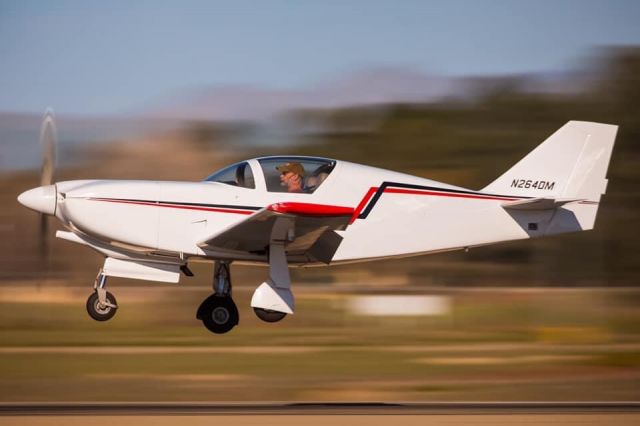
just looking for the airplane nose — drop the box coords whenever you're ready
[17,185,57,215]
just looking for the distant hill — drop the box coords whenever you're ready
[0,67,594,171]
[145,67,591,122]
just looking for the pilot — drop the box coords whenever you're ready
[276,162,305,193]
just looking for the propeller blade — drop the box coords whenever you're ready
[39,213,49,258]
[40,108,57,187]
[38,109,57,260]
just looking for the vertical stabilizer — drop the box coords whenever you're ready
[485,121,617,233]
[483,121,617,201]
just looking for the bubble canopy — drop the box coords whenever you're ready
[204,156,336,193]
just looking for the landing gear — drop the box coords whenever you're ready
[253,308,286,323]
[197,261,239,334]
[86,272,118,321]
[250,216,295,319]
[197,294,239,334]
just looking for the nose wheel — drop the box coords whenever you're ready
[86,290,118,321]
[86,271,118,322]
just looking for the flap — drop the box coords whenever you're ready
[197,202,354,259]
[502,197,583,211]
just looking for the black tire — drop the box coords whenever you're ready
[253,307,287,323]
[198,295,239,334]
[86,291,118,322]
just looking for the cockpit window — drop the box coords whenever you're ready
[203,161,255,189]
[259,157,335,193]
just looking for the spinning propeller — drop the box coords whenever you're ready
[40,109,57,187]
[16,109,59,269]
[37,109,57,256]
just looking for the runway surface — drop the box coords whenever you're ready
[3,403,640,426]
[2,402,640,415]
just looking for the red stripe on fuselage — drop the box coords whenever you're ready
[350,185,523,223]
[158,203,254,215]
[90,198,254,215]
[350,187,378,224]
[91,183,529,223]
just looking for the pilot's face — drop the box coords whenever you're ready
[280,171,293,185]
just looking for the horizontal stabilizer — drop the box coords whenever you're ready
[502,197,584,211]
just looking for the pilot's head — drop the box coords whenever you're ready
[276,162,305,192]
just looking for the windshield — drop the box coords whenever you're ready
[203,162,255,189]
[259,157,335,193]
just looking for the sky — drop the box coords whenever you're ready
[1,0,640,115]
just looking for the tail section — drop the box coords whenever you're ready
[484,121,618,233]
[483,121,617,200]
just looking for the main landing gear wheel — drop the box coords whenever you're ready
[253,308,287,323]
[197,295,239,334]
[86,291,118,321]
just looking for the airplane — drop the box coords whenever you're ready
[17,113,618,334]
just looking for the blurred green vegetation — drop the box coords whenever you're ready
[0,286,639,401]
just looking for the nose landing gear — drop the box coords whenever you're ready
[86,272,118,321]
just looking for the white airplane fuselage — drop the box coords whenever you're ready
[50,160,563,265]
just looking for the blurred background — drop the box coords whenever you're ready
[1,0,639,402]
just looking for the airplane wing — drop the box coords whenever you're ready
[197,202,355,264]
[501,197,584,210]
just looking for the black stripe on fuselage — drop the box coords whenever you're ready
[358,182,530,219]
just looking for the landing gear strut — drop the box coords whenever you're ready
[196,261,239,334]
[251,216,295,323]
[86,271,118,321]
